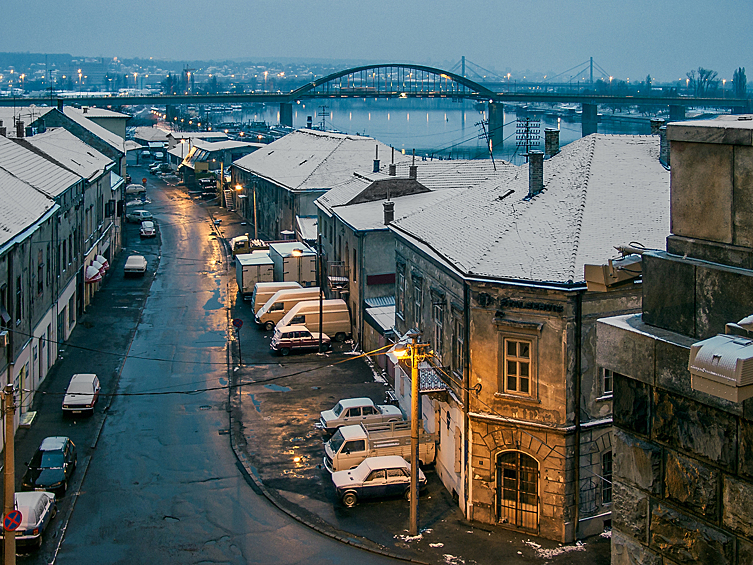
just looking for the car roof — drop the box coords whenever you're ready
[132,209,149,214]
[360,455,410,471]
[337,398,374,409]
[70,373,97,382]
[338,425,367,440]
[141,220,154,227]
[39,437,69,451]
[280,325,311,332]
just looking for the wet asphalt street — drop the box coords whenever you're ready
[13,167,398,565]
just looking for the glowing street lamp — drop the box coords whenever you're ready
[392,330,431,536]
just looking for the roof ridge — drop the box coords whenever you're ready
[566,135,597,282]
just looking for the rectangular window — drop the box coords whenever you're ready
[504,338,532,395]
[413,282,423,328]
[37,250,44,294]
[433,301,443,362]
[46,244,51,286]
[452,316,465,377]
[15,275,22,324]
[603,369,615,396]
[62,241,67,272]
[396,265,405,319]
[602,451,613,504]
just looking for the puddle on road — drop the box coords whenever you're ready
[264,384,291,392]
[248,394,262,413]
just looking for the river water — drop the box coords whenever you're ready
[217,98,652,165]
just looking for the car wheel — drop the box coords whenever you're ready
[342,491,358,508]
[36,534,43,549]
[265,321,275,331]
[280,347,290,356]
[404,488,416,502]
[335,332,346,342]
[62,480,68,495]
[51,505,58,519]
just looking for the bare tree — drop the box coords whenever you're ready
[687,67,719,96]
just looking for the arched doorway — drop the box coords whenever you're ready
[496,451,539,532]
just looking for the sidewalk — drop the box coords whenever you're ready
[210,203,611,565]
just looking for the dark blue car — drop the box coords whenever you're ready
[21,437,77,496]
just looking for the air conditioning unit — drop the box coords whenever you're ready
[689,334,753,402]
[0,330,8,347]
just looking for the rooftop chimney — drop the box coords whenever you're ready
[528,150,544,197]
[659,126,670,167]
[37,118,46,134]
[82,106,88,114]
[650,118,666,135]
[16,120,24,138]
[57,99,64,111]
[306,116,312,129]
[373,145,380,173]
[409,165,418,179]
[383,200,395,225]
[544,128,560,157]
[389,163,397,176]
[0,120,5,138]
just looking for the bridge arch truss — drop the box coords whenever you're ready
[290,64,497,101]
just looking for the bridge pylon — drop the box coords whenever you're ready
[488,102,504,151]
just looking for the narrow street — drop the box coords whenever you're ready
[13,168,398,564]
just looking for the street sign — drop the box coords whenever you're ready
[233,318,243,329]
[4,510,22,531]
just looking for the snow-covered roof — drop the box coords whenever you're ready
[232,129,410,192]
[0,106,54,134]
[134,126,170,143]
[124,140,143,152]
[318,158,504,213]
[296,216,318,240]
[0,167,56,248]
[167,131,229,142]
[0,134,81,198]
[23,127,112,181]
[390,134,670,285]
[193,139,264,152]
[69,107,130,119]
[62,106,125,154]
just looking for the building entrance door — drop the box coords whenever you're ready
[496,451,539,532]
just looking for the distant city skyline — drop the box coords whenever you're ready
[1,0,750,83]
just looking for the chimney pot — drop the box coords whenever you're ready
[16,120,24,138]
[528,150,544,197]
[83,106,88,114]
[650,118,666,135]
[373,159,380,173]
[409,165,418,180]
[0,127,6,138]
[57,98,64,111]
[383,200,395,225]
[389,163,396,176]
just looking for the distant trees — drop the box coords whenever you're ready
[733,67,747,98]
[686,67,719,96]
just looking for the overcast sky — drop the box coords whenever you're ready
[2,0,751,82]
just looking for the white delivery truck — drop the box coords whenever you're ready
[255,287,322,330]
[268,242,317,287]
[323,421,436,473]
[276,298,351,342]
[250,282,302,314]
[236,252,274,299]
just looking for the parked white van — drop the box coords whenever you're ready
[250,282,301,315]
[255,287,322,331]
[276,299,351,342]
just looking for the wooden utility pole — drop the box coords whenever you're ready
[3,383,16,564]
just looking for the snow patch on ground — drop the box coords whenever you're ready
[430,543,444,548]
[600,530,612,539]
[394,528,431,543]
[523,540,586,559]
[443,554,465,564]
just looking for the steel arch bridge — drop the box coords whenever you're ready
[289,64,497,101]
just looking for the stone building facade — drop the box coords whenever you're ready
[597,116,753,564]
[390,134,670,541]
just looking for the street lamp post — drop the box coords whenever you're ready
[395,329,429,535]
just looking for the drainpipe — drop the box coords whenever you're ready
[463,279,471,518]
[572,290,583,540]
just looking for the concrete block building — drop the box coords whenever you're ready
[597,115,753,564]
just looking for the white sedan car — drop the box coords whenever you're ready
[62,373,101,415]
[126,209,153,223]
[1,491,57,549]
[319,397,404,432]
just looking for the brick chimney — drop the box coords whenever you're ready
[57,99,64,111]
[650,118,666,135]
[528,150,544,197]
[16,120,24,138]
[373,145,380,173]
[544,128,560,157]
[409,165,418,179]
[383,200,395,225]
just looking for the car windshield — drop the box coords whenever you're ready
[328,429,345,454]
[30,451,64,469]
[332,402,344,417]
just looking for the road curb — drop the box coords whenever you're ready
[214,216,430,564]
